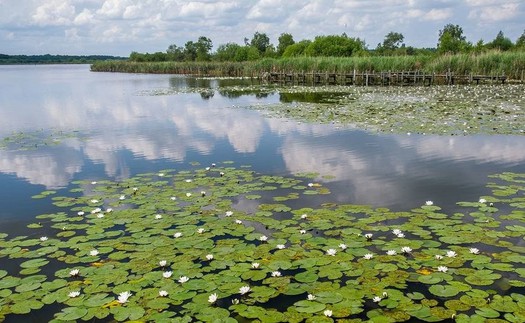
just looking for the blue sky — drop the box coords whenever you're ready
[1,0,523,56]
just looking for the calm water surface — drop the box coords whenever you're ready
[1,64,525,225]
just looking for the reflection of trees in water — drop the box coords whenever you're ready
[200,90,215,100]
[216,89,270,99]
[279,92,346,103]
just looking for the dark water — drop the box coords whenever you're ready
[1,64,525,226]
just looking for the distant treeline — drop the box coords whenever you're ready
[0,54,126,65]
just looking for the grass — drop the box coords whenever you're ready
[91,51,525,80]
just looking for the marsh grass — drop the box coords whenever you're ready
[91,51,525,80]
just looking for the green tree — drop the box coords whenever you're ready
[487,31,513,51]
[437,23,471,54]
[166,44,184,61]
[215,43,242,61]
[282,40,311,57]
[382,32,404,50]
[195,36,213,61]
[250,31,271,54]
[277,33,295,56]
[516,30,525,48]
[304,34,363,57]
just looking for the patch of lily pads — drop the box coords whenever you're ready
[0,129,86,151]
[0,164,525,322]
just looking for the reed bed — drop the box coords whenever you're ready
[91,51,525,80]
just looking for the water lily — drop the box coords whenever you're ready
[435,254,444,260]
[271,271,282,277]
[425,200,433,206]
[178,276,189,283]
[364,233,373,240]
[363,253,374,260]
[186,193,192,197]
[158,173,165,177]
[69,269,80,277]
[307,294,316,301]
[206,254,214,260]
[89,249,99,256]
[133,187,138,191]
[97,213,104,218]
[91,208,101,214]
[339,243,347,250]
[239,285,250,295]
[211,163,216,167]
[324,309,332,317]
[77,211,85,216]
[307,183,314,187]
[301,213,308,219]
[90,199,99,203]
[117,291,132,304]
[225,211,233,217]
[205,167,210,171]
[276,244,285,249]
[173,232,182,238]
[231,298,239,304]
[387,250,397,256]
[479,198,487,203]
[159,290,168,297]
[437,265,448,273]
[159,260,167,267]
[299,229,307,234]
[401,246,412,254]
[208,293,218,304]
[373,296,382,303]
[259,235,268,242]
[469,247,480,254]
[326,248,337,256]
[40,236,48,242]
[220,171,225,176]
[106,208,112,213]
[91,181,97,185]
[119,195,125,200]
[155,214,162,219]
[235,219,243,224]
[392,229,402,235]
[170,196,176,201]
[185,179,192,183]
[197,228,205,234]
[163,271,172,278]
[396,233,405,238]
[68,291,80,298]
[446,250,457,258]
[201,191,206,197]
[251,263,260,269]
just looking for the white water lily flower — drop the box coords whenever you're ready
[205,167,210,171]
[185,179,192,183]
[178,276,189,283]
[251,263,260,269]
[239,285,250,295]
[106,208,112,213]
[211,163,216,167]
[40,236,48,242]
[231,298,239,304]
[271,271,282,277]
[158,173,165,177]
[259,235,268,242]
[133,187,138,191]
[387,250,397,256]
[208,293,218,304]
[425,200,433,206]
[307,183,314,187]
[90,199,99,203]
[364,233,373,239]
[220,172,225,176]
[201,191,206,196]
[339,243,347,250]
[382,292,388,298]
[225,211,233,217]
[119,195,125,200]
[68,291,80,298]
[69,269,80,276]
[326,249,337,256]
[276,244,285,250]
[363,253,374,260]
[97,213,104,218]
[479,198,487,203]
[117,291,132,304]
[301,214,308,219]
[446,250,457,258]
[324,309,332,317]
[206,254,214,260]
[392,229,402,235]
[170,196,177,201]
[173,232,182,238]
[235,220,243,224]
[91,207,101,214]
[159,290,168,297]
[435,254,444,260]
[186,193,192,197]
[299,229,307,234]
[77,211,85,216]
[155,214,162,219]
[89,249,99,256]
[159,260,167,267]
[437,266,448,273]
[373,296,382,303]
[396,233,405,238]
[91,181,97,185]
[401,246,412,254]
[197,228,205,234]
[469,248,480,254]
[307,294,316,300]
[163,271,172,278]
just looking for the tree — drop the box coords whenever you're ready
[166,44,184,61]
[304,34,363,57]
[516,30,525,48]
[437,23,471,53]
[195,36,213,61]
[277,33,295,56]
[382,32,404,50]
[250,31,271,54]
[215,43,242,61]
[487,31,513,51]
[282,40,311,57]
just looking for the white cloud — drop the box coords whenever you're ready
[32,0,76,26]
[468,3,519,22]
[74,9,95,25]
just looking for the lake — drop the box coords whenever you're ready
[1,64,524,322]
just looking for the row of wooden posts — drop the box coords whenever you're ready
[261,71,508,86]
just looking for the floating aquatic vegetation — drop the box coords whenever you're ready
[0,129,86,151]
[0,163,524,322]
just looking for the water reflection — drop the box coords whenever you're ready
[1,65,525,214]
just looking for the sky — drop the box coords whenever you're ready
[0,0,524,56]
